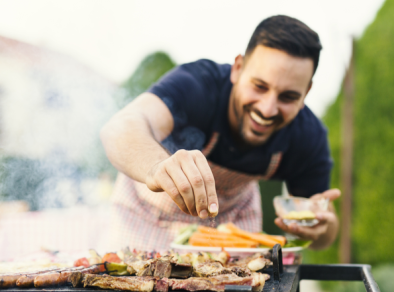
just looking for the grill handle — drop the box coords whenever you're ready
[272,243,283,281]
[299,264,381,292]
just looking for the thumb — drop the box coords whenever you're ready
[323,188,341,201]
[315,188,341,201]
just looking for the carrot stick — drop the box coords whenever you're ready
[226,223,280,247]
[189,237,256,248]
[190,232,258,246]
[266,234,286,246]
[198,226,225,234]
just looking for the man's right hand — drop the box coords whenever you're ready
[145,149,218,219]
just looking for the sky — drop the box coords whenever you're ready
[0,0,385,117]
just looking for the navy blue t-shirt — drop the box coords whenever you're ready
[148,59,332,198]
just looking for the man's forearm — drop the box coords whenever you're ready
[100,110,170,184]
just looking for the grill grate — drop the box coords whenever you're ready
[3,245,380,292]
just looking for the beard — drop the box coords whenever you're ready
[231,93,284,148]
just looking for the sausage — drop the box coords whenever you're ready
[34,266,85,288]
[1,267,60,289]
[0,275,22,289]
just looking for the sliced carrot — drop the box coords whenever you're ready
[190,232,258,246]
[198,226,223,234]
[226,223,280,247]
[265,234,286,246]
[253,233,286,246]
[189,237,256,248]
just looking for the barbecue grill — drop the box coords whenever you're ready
[4,245,380,292]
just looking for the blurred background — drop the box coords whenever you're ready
[0,0,393,290]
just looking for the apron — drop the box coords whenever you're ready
[107,132,282,251]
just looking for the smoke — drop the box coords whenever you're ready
[160,97,206,154]
[0,36,120,211]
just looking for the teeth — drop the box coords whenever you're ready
[250,111,274,126]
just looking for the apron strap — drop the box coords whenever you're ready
[261,152,283,180]
[201,132,220,157]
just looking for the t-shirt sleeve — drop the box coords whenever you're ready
[284,120,333,198]
[147,60,221,132]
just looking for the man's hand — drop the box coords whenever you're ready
[146,149,218,219]
[274,189,341,249]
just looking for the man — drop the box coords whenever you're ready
[101,15,340,251]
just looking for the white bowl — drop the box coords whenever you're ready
[273,196,329,227]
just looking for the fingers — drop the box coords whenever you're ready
[191,151,218,217]
[310,188,341,201]
[155,166,190,215]
[149,150,217,219]
[275,210,337,241]
[179,154,207,217]
[274,218,326,241]
[167,154,199,217]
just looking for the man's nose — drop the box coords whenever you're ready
[256,93,279,118]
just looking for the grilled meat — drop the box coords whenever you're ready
[251,273,266,292]
[154,256,172,278]
[0,275,25,289]
[68,265,103,287]
[170,263,193,279]
[155,277,169,292]
[228,255,272,272]
[230,266,252,277]
[82,274,156,292]
[192,261,233,277]
[0,267,61,289]
[33,266,85,288]
[247,256,272,272]
[169,274,254,292]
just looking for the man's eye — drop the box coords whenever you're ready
[280,95,298,102]
[255,84,267,91]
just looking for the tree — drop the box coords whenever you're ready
[307,0,394,265]
[118,52,176,107]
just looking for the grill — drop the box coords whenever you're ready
[257,245,380,292]
[4,245,380,292]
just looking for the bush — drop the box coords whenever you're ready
[308,0,394,265]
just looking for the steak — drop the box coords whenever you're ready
[169,274,254,292]
[192,261,233,277]
[154,257,172,278]
[82,274,156,292]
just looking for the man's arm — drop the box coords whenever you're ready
[275,189,340,250]
[100,92,218,219]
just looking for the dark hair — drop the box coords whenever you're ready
[245,15,322,74]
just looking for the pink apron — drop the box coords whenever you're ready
[107,132,282,251]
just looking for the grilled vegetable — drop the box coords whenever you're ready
[102,253,122,263]
[74,257,90,268]
[173,224,198,244]
[104,262,130,276]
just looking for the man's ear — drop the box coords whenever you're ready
[306,80,313,95]
[301,80,313,109]
[230,54,244,84]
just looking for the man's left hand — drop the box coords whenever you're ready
[274,189,341,249]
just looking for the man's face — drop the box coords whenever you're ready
[228,45,314,147]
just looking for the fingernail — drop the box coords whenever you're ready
[316,213,323,220]
[290,224,297,232]
[209,204,218,213]
[200,210,208,219]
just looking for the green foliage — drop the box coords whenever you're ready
[259,180,284,235]
[117,52,176,107]
[309,0,394,265]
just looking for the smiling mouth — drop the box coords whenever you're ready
[250,111,274,126]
